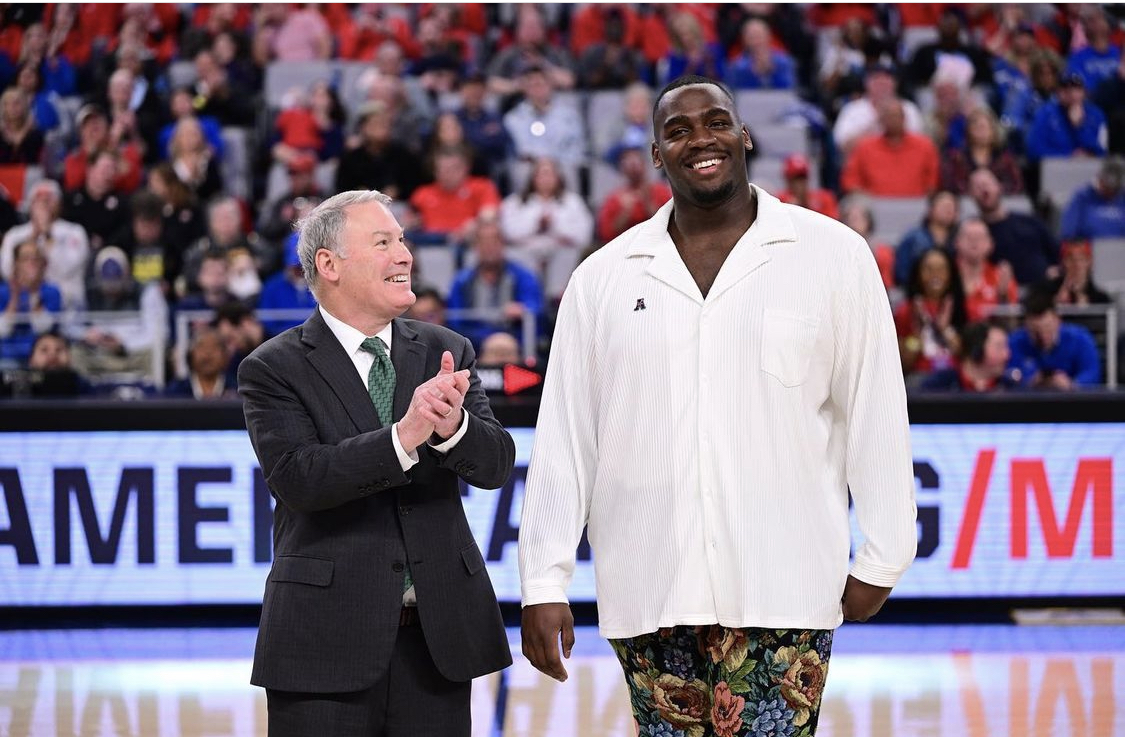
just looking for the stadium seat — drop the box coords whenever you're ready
[1040,156,1103,208]
[264,60,341,109]
[219,127,251,202]
[960,194,1034,218]
[746,121,809,158]
[869,196,927,246]
[735,90,801,127]
[586,89,627,159]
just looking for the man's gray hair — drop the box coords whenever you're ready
[294,190,392,292]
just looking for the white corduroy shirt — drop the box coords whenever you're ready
[518,185,917,639]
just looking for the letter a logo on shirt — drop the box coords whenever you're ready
[634,298,646,311]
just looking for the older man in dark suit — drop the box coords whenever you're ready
[238,190,515,736]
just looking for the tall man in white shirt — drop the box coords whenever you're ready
[519,76,917,736]
[239,190,514,736]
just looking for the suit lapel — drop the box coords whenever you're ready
[391,319,427,421]
[301,310,381,432]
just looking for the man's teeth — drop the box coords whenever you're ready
[387,275,409,283]
[692,159,721,170]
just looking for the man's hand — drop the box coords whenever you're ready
[841,575,892,622]
[522,603,575,682]
[397,351,469,450]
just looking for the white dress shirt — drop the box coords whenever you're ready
[519,185,917,638]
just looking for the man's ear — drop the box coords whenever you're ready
[315,248,340,286]
[652,142,662,169]
[743,126,754,153]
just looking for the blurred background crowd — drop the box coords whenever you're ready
[0,2,1123,400]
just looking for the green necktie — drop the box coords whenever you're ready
[360,337,395,426]
[359,336,414,599]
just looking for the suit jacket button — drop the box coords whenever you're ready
[399,506,412,515]
[392,562,404,572]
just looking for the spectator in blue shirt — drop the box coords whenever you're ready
[1002,50,1061,154]
[0,240,62,365]
[256,234,318,338]
[724,18,796,90]
[1025,72,1107,161]
[1008,288,1102,389]
[446,217,544,352]
[1065,7,1121,91]
[895,189,960,287]
[453,73,512,183]
[1060,156,1125,240]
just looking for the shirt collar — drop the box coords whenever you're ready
[319,306,393,356]
[625,183,798,257]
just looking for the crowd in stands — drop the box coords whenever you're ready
[0,2,1123,401]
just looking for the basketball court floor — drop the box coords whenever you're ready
[1,624,1121,736]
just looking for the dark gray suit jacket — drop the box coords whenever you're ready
[239,309,515,693]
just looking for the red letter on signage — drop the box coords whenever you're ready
[1010,459,1113,558]
[951,449,997,570]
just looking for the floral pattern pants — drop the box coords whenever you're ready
[609,625,833,737]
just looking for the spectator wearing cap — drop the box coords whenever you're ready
[0,180,89,309]
[1060,156,1125,240]
[1040,240,1114,309]
[955,217,1019,322]
[503,66,587,170]
[832,61,925,154]
[1008,288,1101,390]
[256,234,317,338]
[906,9,994,92]
[62,149,131,252]
[70,245,169,377]
[940,107,1024,196]
[453,73,513,182]
[723,17,796,90]
[0,240,61,365]
[64,103,143,194]
[895,189,960,287]
[969,168,1059,286]
[1065,7,1122,91]
[408,144,502,244]
[1025,71,1108,161]
[334,101,420,199]
[596,143,672,243]
[841,98,940,197]
[919,321,1020,393]
[776,153,838,219]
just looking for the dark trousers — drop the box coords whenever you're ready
[265,620,471,737]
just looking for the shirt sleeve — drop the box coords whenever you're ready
[390,423,420,471]
[832,244,918,588]
[519,274,597,606]
[427,408,470,454]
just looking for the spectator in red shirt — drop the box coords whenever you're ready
[955,217,1019,322]
[841,99,940,197]
[408,145,501,244]
[596,145,673,243]
[776,153,839,219]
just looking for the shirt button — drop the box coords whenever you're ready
[392,562,404,572]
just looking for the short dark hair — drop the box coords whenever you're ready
[652,75,736,128]
[131,190,164,222]
[212,301,258,327]
[1022,287,1056,318]
[961,320,1003,364]
[413,287,445,307]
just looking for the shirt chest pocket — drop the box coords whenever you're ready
[760,309,821,388]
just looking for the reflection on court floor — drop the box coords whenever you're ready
[0,625,1121,736]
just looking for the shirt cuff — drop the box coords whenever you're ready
[391,423,420,472]
[521,583,571,608]
[428,409,470,454]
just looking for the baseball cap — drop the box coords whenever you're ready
[76,103,107,127]
[783,153,811,179]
